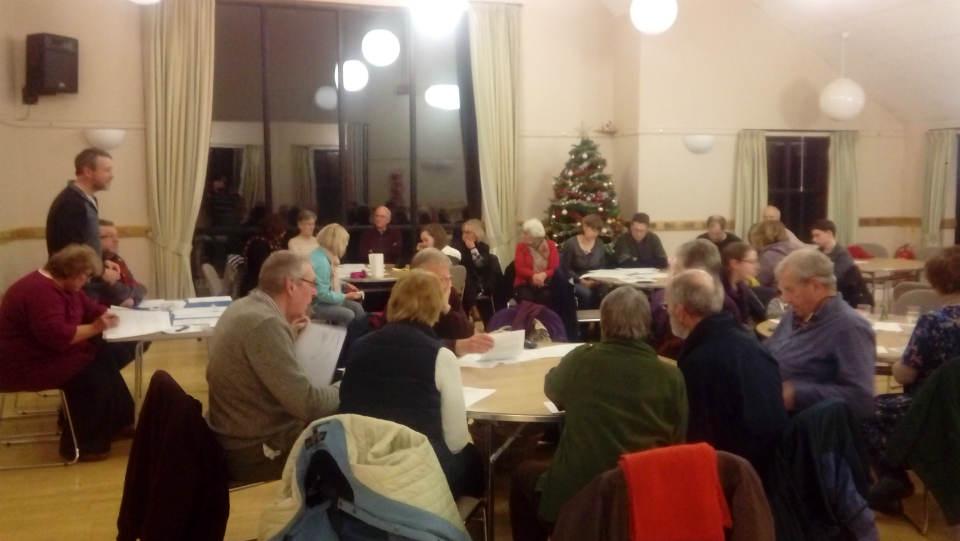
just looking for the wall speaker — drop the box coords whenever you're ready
[22,33,78,105]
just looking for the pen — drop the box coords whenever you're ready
[173,325,189,332]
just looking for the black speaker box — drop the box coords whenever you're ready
[22,33,78,104]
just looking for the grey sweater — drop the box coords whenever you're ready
[206,291,340,450]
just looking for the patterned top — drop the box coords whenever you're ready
[902,304,960,394]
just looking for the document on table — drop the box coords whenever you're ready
[544,401,562,414]
[104,307,173,339]
[458,342,584,368]
[138,299,187,311]
[170,317,218,327]
[295,323,346,388]
[186,296,232,304]
[580,269,665,284]
[462,387,496,408]
[873,322,904,333]
[477,331,524,361]
[172,306,227,320]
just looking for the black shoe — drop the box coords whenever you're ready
[867,474,915,516]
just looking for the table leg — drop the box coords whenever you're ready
[483,422,528,541]
[133,341,145,424]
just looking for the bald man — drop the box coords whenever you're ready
[761,206,805,248]
[358,206,404,264]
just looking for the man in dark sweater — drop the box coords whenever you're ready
[46,148,122,299]
[97,219,147,308]
[668,269,788,480]
[696,215,741,253]
[357,206,404,264]
[811,219,855,282]
[613,212,668,269]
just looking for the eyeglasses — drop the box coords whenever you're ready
[300,278,318,289]
[739,259,759,264]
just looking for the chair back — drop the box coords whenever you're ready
[893,281,932,303]
[201,263,225,296]
[915,246,943,262]
[855,243,889,258]
[450,265,467,296]
[892,289,940,316]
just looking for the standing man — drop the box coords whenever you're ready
[761,205,805,248]
[696,215,741,252]
[97,219,148,308]
[46,148,121,298]
[357,206,404,264]
[613,212,668,269]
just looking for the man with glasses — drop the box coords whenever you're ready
[96,219,147,308]
[207,251,340,483]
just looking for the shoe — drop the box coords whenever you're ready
[867,474,915,516]
[78,451,110,463]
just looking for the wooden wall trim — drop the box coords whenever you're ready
[0,226,151,246]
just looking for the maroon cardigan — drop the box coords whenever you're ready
[0,271,106,392]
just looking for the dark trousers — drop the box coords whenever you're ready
[514,284,553,307]
[510,460,554,541]
[448,443,485,499]
[60,342,136,455]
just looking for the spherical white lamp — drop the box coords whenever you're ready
[630,0,678,35]
[683,135,716,154]
[128,0,162,4]
[314,86,338,110]
[83,129,126,150]
[819,77,865,121]
[334,61,369,92]
[410,0,466,38]
[362,30,400,67]
[425,85,460,110]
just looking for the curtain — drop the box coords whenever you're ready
[827,131,859,246]
[238,145,265,210]
[733,130,768,240]
[291,146,316,211]
[921,129,958,247]
[345,123,368,205]
[468,3,520,265]
[143,0,215,298]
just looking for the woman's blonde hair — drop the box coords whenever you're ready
[45,244,102,280]
[386,270,445,327]
[462,219,486,243]
[749,220,788,249]
[315,223,350,257]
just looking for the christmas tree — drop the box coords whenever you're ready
[543,137,624,246]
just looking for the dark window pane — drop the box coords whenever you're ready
[766,136,829,243]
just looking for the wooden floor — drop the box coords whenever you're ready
[0,339,957,541]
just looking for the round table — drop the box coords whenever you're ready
[756,315,914,375]
[855,258,926,274]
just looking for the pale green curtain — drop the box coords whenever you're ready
[827,131,859,246]
[468,2,520,265]
[238,145,264,209]
[921,129,958,247]
[292,146,317,210]
[143,0,215,298]
[733,130,768,239]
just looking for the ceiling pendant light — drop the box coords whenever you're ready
[819,32,865,121]
[629,0,678,35]
[128,0,162,5]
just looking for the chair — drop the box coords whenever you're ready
[0,388,78,470]
[915,246,943,262]
[201,263,226,297]
[450,264,467,296]
[893,281,932,303]
[892,289,939,317]
[856,243,890,258]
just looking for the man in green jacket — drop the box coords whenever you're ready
[509,287,689,541]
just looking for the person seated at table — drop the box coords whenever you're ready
[450,218,503,320]
[310,223,364,326]
[761,205,805,248]
[613,212,668,269]
[667,269,788,480]
[509,287,688,541]
[339,271,484,498]
[0,245,135,462]
[560,214,609,310]
[721,242,767,326]
[239,213,287,297]
[358,206,404,265]
[696,214,741,252]
[207,251,340,483]
[749,220,801,288]
[287,210,318,257]
[97,219,148,308]
[810,219,855,282]
[417,222,461,263]
[862,246,960,503]
[514,218,559,307]
[763,250,876,418]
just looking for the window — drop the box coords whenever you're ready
[766,136,829,243]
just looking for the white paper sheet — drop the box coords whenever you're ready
[186,296,232,304]
[544,401,561,414]
[462,387,496,408]
[170,318,218,327]
[172,306,227,319]
[873,322,903,333]
[104,308,173,340]
[138,299,187,311]
[580,268,664,284]
[477,330,525,361]
[876,346,889,355]
[295,323,346,388]
[458,342,584,368]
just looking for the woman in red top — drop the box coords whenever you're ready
[513,218,559,306]
[0,245,135,461]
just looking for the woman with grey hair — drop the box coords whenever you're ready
[509,287,689,540]
[513,218,559,306]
